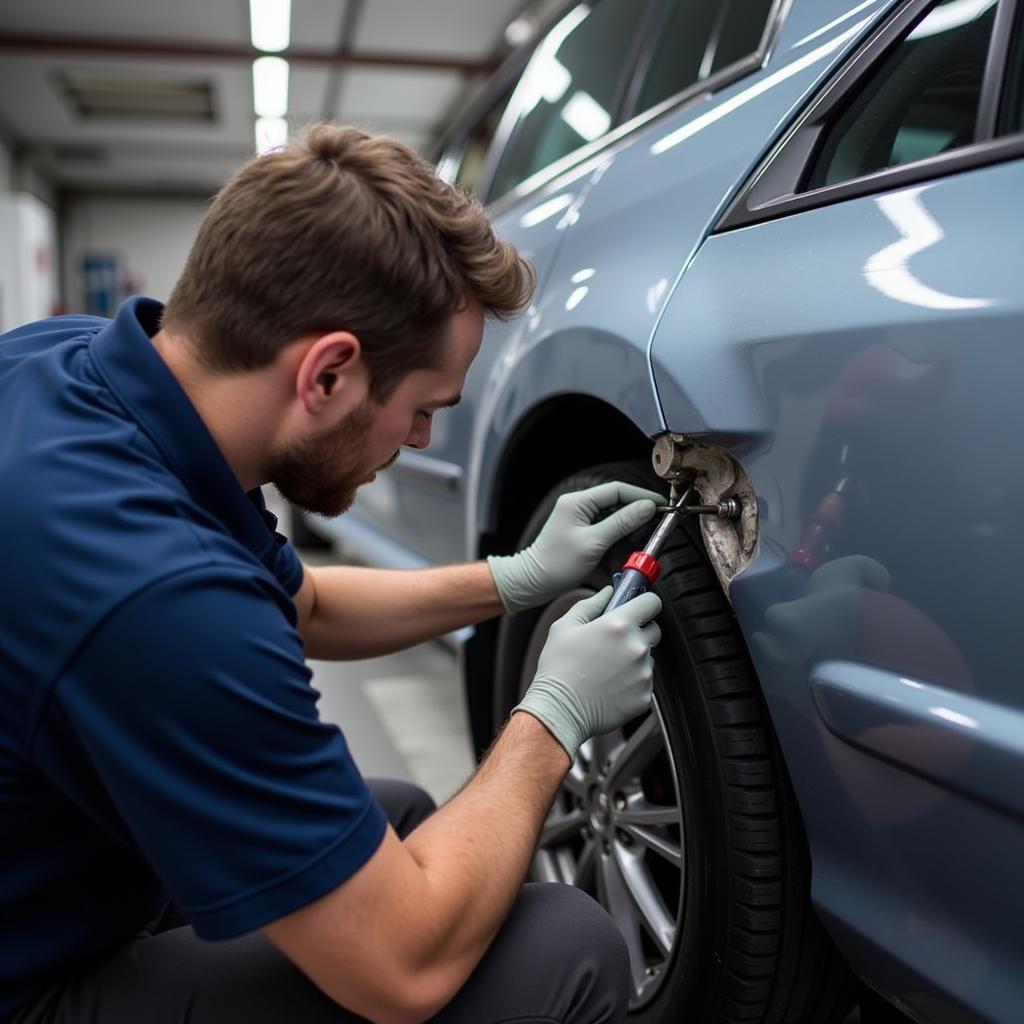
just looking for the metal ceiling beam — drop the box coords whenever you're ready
[0,33,499,76]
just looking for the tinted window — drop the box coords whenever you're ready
[635,0,776,114]
[488,0,646,202]
[999,0,1024,133]
[806,0,998,190]
[454,86,514,194]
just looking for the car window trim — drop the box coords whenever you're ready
[479,0,792,211]
[717,0,1019,232]
[618,0,792,124]
[477,0,659,206]
[432,33,542,184]
[608,0,665,128]
[977,0,1019,137]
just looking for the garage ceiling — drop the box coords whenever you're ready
[0,0,544,195]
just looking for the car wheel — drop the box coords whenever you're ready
[493,461,856,1023]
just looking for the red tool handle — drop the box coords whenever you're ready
[623,551,661,584]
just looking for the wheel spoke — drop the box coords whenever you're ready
[588,728,622,773]
[606,713,661,788]
[533,846,566,884]
[562,758,589,797]
[574,835,598,887]
[540,808,587,848]
[617,799,680,828]
[620,824,683,868]
[613,845,677,958]
[597,848,648,998]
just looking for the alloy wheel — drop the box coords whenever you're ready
[520,589,686,1010]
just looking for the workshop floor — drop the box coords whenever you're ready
[272,494,475,805]
[310,638,475,805]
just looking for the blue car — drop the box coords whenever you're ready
[302,0,1024,1020]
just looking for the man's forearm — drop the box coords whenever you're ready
[300,561,505,660]
[262,711,571,1021]
[401,711,569,991]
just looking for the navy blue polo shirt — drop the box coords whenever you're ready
[0,297,387,1018]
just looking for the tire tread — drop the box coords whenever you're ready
[494,462,856,1024]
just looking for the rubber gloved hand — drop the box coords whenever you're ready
[487,482,664,616]
[514,586,662,762]
[752,555,891,675]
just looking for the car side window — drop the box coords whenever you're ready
[635,0,777,114]
[452,86,515,194]
[805,0,999,191]
[487,0,649,202]
[998,0,1024,133]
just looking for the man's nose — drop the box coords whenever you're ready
[405,419,431,449]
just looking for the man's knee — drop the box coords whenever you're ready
[520,882,628,964]
[506,884,630,1022]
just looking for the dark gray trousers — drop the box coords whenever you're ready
[14,779,628,1024]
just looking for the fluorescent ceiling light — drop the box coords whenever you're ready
[505,16,534,48]
[908,0,996,40]
[250,0,291,52]
[255,116,288,154]
[253,55,289,118]
[561,91,610,142]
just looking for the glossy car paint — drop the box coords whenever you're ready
[314,0,1024,1019]
[651,161,1024,1022]
[323,0,897,569]
[470,0,904,538]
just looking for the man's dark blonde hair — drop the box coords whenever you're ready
[163,123,535,399]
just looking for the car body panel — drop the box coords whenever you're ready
[308,0,1024,1017]
[650,160,1024,1021]
[316,0,900,567]
[470,0,903,540]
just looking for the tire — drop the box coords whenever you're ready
[493,461,857,1023]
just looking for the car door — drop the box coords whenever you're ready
[650,0,1024,1019]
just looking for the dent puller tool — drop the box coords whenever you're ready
[603,485,740,615]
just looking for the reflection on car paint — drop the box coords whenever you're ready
[864,187,996,309]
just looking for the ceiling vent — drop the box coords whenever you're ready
[56,70,215,121]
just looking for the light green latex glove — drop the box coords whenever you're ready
[487,482,664,615]
[752,556,891,674]
[515,586,663,761]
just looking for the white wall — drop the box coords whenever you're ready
[0,193,58,332]
[62,195,209,312]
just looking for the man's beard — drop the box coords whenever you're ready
[267,400,398,517]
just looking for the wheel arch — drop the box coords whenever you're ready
[479,394,654,560]
[463,393,653,756]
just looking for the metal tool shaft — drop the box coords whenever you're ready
[654,497,741,520]
[602,487,692,615]
[642,486,692,558]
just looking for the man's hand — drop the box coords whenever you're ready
[487,481,663,616]
[752,555,891,674]
[515,585,662,761]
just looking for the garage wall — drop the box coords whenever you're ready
[61,195,210,313]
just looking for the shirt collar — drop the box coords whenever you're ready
[89,296,283,567]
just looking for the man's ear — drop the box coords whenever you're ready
[294,331,368,416]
